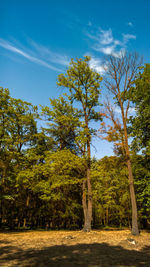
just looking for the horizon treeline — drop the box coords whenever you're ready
[0,55,150,232]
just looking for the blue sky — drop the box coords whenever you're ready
[1,0,150,158]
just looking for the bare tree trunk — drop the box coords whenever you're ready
[82,116,92,232]
[82,179,87,229]
[106,208,109,226]
[23,194,30,229]
[103,52,141,235]
[123,119,139,235]
[82,176,92,232]
[23,218,26,228]
[127,158,139,235]
[86,166,92,231]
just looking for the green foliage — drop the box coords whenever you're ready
[0,58,150,230]
[41,95,80,152]
[0,87,38,228]
[0,87,37,182]
[15,148,84,229]
[34,149,85,198]
[0,87,37,153]
[132,155,150,227]
[57,56,102,122]
[92,156,130,227]
[130,64,150,155]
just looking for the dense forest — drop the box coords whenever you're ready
[0,54,150,234]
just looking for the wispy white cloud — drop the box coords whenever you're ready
[99,29,113,45]
[123,33,136,44]
[112,48,126,58]
[86,28,113,45]
[128,22,133,27]
[86,27,136,57]
[97,45,115,55]
[89,57,106,74]
[28,40,70,67]
[85,32,99,42]
[0,38,69,71]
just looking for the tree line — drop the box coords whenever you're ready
[0,53,150,235]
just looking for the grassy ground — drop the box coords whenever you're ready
[0,230,150,266]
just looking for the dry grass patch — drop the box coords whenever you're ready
[0,230,150,266]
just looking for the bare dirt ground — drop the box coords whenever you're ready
[0,230,150,267]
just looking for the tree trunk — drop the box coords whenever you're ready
[127,158,139,235]
[82,178,87,224]
[122,112,139,235]
[82,115,92,232]
[23,194,30,229]
[82,165,92,231]
[82,178,91,231]
[106,208,109,226]
[23,218,26,228]
[86,166,92,231]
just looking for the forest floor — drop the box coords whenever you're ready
[0,229,150,267]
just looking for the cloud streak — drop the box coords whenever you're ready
[29,40,70,67]
[86,27,136,57]
[123,34,136,43]
[0,38,69,72]
[84,26,136,74]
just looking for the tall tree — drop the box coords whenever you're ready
[130,64,150,155]
[0,87,37,228]
[129,64,150,230]
[57,56,102,231]
[132,154,150,229]
[100,52,141,235]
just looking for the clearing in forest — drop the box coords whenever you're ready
[0,230,150,266]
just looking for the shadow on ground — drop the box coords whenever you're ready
[0,241,150,267]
